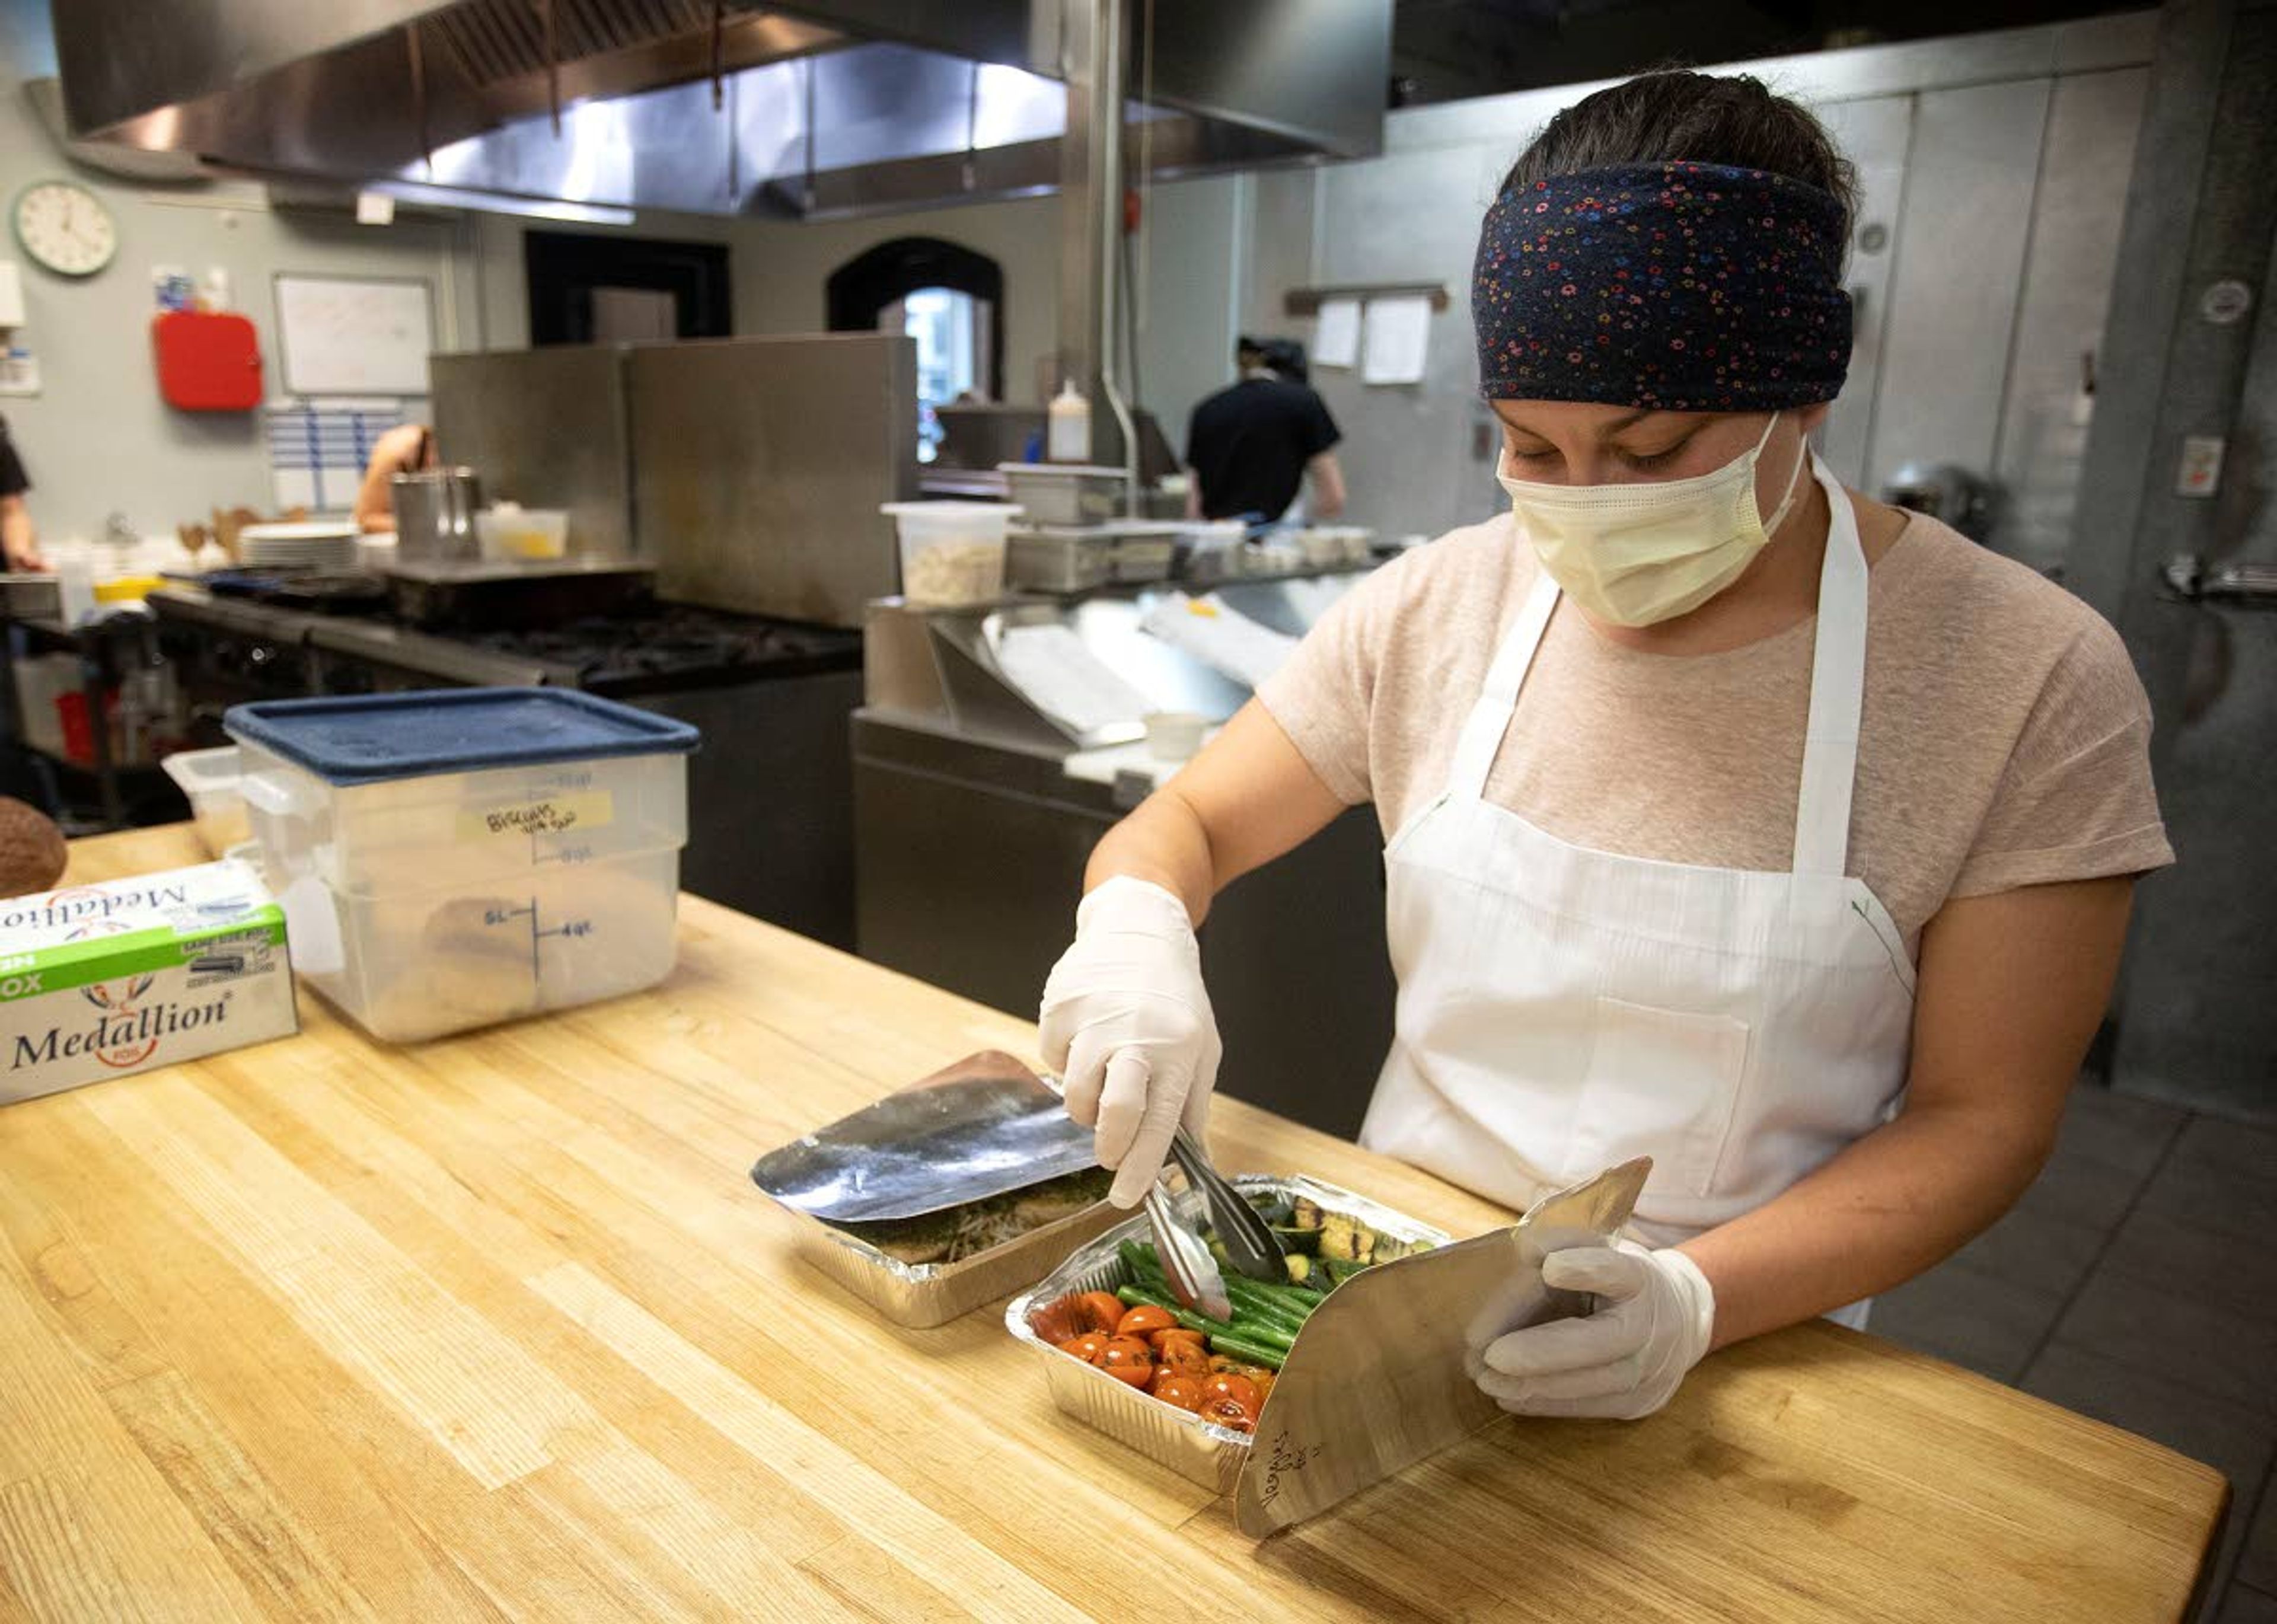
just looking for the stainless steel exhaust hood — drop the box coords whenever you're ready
[55,1,1392,220]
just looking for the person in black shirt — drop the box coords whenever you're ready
[1184,336,1346,522]
[0,415,42,571]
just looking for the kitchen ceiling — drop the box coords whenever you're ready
[1388,0,2149,102]
[53,1,1395,221]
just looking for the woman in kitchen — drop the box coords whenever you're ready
[1038,71,2171,1420]
[352,421,438,534]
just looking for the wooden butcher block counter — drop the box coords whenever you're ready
[0,826,2225,1622]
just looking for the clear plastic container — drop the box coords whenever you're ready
[161,745,250,856]
[11,653,78,758]
[225,689,699,1043]
[881,501,1019,607]
[997,462,1128,526]
[1176,520,1249,585]
[475,506,570,562]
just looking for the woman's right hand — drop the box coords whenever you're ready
[1039,875,1222,1209]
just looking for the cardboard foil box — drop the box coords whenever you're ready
[0,859,298,1106]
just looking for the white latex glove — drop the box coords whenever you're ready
[1472,1240,1715,1421]
[1038,876,1221,1210]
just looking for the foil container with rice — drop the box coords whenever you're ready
[749,1051,1123,1328]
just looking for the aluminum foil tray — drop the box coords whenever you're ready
[772,1194,1122,1330]
[1004,1175,1452,1492]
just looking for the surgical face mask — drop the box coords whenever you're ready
[1497,413,1810,627]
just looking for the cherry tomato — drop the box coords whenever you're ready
[1198,1395,1257,1434]
[1150,1374,1204,1411]
[1249,1369,1276,1404]
[1071,1291,1127,1336]
[1058,1332,1109,1364]
[1149,1325,1205,1355]
[1202,1373,1262,1415]
[1154,1335,1211,1376]
[1029,1297,1084,1344]
[1207,1354,1245,1375]
[1116,1304,1178,1339]
[1098,1336,1156,1386]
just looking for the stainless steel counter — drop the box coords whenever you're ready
[851,564,1398,1138]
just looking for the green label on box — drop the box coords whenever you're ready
[0,908,288,1001]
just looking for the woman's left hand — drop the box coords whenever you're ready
[1473,1241,1715,1420]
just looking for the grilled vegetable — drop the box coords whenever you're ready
[1115,1304,1178,1339]
[1271,1224,1320,1256]
[1153,1332,1211,1374]
[1070,1291,1126,1335]
[1150,1373,1205,1411]
[1199,1395,1257,1434]
[1098,1337,1156,1386]
[1050,1196,1430,1412]
[1245,1194,1296,1226]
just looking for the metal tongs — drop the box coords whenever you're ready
[1141,1128,1290,1324]
[1170,1127,1286,1283]
[1141,1181,1233,1323]
[1042,1069,1275,1321]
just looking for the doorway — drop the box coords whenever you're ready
[524,230,732,346]
[827,238,1005,462]
[880,287,991,461]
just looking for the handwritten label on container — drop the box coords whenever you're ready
[458,790,616,842]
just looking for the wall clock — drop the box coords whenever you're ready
[13,179,117,277]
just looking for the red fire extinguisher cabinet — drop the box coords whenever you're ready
[152,310,264,411]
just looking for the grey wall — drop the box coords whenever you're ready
[1131,171,1246,463]
[0,1,483,544]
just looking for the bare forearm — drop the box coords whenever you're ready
[1,497,37,568]
[1678,1097,2052,1348]
[1082,790,1219,924]
[1078,702,1350,930]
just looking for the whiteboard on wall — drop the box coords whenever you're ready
[273,274,436,396]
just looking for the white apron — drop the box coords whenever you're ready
[1358,455,1915,1328]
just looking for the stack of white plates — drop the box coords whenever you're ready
[240,521,359,573]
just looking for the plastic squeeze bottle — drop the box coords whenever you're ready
[1047,379,1092,464]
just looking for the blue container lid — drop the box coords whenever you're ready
[224,688,700,786]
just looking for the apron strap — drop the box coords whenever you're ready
[1791,454,1870,878]
[1447,567,1561,802]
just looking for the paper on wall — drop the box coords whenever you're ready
[1314,298,1360,369]
[266,401,417,513]
[992,623,1154,735]
[1361,295,1432,385]
[1139,592,1300,691]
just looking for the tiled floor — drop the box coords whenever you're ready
[1871,1081,2277,1623]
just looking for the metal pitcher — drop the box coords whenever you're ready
[391,467,482,562]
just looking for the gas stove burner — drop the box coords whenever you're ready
[453,605,861,691]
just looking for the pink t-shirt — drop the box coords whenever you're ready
[1258,509,2172,950]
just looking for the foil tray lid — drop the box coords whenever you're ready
[1233,1156,1652,1537]
[750,1051,1099,1224]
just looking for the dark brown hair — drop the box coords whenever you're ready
[1503,71,1859,238]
